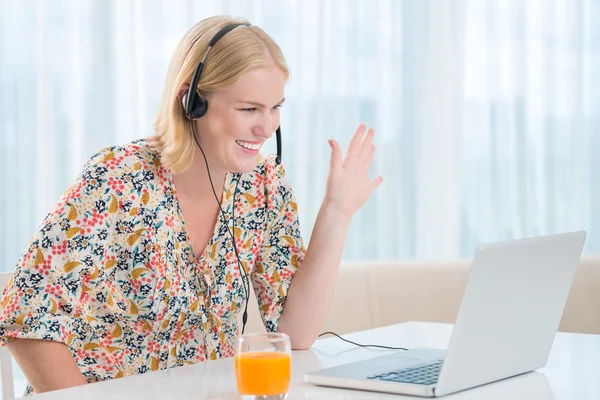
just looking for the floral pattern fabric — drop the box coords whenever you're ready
[0,138,305,393]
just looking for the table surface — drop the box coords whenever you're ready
[21,322,600,400]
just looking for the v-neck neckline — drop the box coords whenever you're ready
[167,169,232,265]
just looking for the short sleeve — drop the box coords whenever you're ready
[250,157,306,332]
[0,148,114,352]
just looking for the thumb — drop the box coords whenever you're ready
[371,176,384,190]
[328,139,342,170]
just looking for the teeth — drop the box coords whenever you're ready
[236,141,261,150]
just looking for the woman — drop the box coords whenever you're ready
[0,15,382,394]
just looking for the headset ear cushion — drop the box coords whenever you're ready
[181,92,190,114]
[181,92,207,119]
[189,96,208,119]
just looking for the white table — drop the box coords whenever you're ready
[21,322,600,399]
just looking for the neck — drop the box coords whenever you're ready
[172,145,227,201]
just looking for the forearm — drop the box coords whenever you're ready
[277,203,351,349]
[7,339,87,393]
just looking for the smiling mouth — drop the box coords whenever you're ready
[236,140,262,151]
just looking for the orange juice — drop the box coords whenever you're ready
[235,351,291,395]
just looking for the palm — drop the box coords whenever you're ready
[324,124,383,219]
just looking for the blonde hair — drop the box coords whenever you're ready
[152,16,289,174]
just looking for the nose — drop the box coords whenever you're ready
[253,112,276,139]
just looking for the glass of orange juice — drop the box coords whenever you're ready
[235,332,292,399]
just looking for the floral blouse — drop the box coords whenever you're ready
[0,138,305,393]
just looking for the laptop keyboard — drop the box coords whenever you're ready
[367,360,443,386]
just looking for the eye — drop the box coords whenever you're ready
[239,108,257,113]
[272,104,282,110]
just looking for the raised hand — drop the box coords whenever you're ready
[323,124,383,219]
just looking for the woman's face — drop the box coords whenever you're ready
[194,63,286,173]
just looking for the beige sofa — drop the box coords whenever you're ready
[245,256,600,335]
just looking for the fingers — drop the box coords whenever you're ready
[347,124,367,160]
[328,139,342,171]
[347,124,375,165]
[358,128,375,163]
[364,144,375,168]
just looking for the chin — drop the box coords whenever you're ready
[231,159,259,174]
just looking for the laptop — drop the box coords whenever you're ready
[305,231,586,397]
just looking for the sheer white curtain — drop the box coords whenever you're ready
[460,0,600,254]
[1,0,599,278]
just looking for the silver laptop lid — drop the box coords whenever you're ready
[435,231,586,396]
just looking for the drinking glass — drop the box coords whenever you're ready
[235,333,292,400]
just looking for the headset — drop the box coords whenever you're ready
[181,23,282,334]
